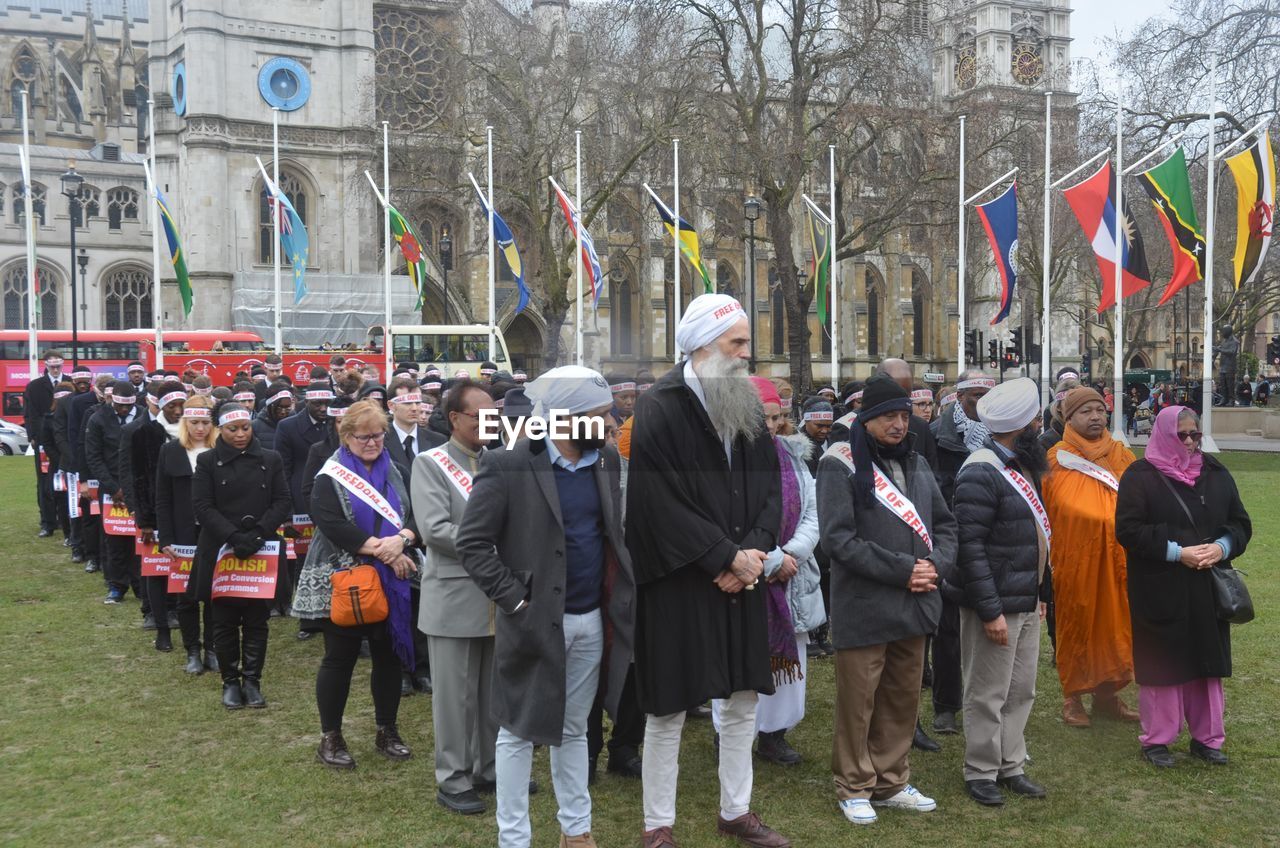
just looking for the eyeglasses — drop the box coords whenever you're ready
[1177,430,1203,443]
[350,432,386,444]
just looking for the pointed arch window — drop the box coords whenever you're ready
[771,277,785,356]
[610,265,635,356]
[3,262,60,330]
[106,187,139,230]
[102,266,153,330]
[14,181,46,226]
[865,267,884,358]
[74,185,101,229]
[62,77,82,123]
[911,267,930,357]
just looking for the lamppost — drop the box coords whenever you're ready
[59,162,83,369]
[77,249,88,339]
[744,195,762,369]
[439,224,453,326]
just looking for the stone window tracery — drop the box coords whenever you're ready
[374,8,451,131]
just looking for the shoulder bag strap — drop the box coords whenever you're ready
[1153,469,1198,533]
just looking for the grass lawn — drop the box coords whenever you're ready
[0,452,1277,847]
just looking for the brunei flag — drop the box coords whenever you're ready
[472,180,530,314]
[975,182,1019,325]
[802,196,832,325]
[1225,130,1276,288]
[154,187,194,317]
[650,195,713,294]
[1137,147,1206,306]
[1062,160,1151,313]
[387,204,428,309]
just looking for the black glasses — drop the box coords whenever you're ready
[351,432,386,444]
[1177,430,1203,443]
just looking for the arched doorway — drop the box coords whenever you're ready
[504,312,543,377]
[1128,352,1150,370]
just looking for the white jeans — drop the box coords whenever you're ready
[495,610,603,848]
[642,689,757,829]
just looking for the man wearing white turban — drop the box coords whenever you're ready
[626,294,789,848]
[949,377,1052,807]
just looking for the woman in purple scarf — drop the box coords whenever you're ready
[293,400,421,770]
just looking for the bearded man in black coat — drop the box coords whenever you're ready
[626,293,788,848]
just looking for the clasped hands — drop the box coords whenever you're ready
[365,534,418,580]
[1179,543,1224,570]
[908,558,939,593]
[715,549,766,594]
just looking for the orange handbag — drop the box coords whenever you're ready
[330,563,388,627]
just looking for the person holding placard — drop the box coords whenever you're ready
[190,400,291,710]
[85,380,141,608]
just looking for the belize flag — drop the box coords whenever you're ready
[1061,160,1151,313]
[976,182,1018,326]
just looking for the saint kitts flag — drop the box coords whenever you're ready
[1137,147,1206,306]
[975,182,1018,326]
[1061,160,1151,313]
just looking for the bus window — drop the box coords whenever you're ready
[4,392,23,418]
[393,334,504,364]
[0,341,30,360]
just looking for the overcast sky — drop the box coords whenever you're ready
[1069,0,1170,68]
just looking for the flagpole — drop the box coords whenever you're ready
[382,121,392,383]
[488,125,497,361]
[147,98,165,369]
[1041,91,1052,400]
[673,138,681,364]
[829,143,838,389]
[19,90,37,386]
[1112,97,1126,444]
[957,115,966,376]
[574,129,583,366]
[272,107,282,355]
[1202,56,1219,452]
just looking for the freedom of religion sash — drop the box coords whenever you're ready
[824,442,933,551]
[964,449,1052,562]
[424,445,474,500]
[1055,449,1119,491]
[318,458,404,530]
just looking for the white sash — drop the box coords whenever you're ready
[424,446,474,500]
[1055,449,1119,491]
[964,449,1052,557]
[318,458,403,530]
[825,442,933,551]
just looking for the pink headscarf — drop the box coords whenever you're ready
[750,376,782,407]
[1145,405,1203,487]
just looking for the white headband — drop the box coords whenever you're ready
[818,388,837,398]
[182,407,211,420]
[45,357,64,367]
[252,374,268,382]
[610,382,637,393]
[514,373,528,383]
[54,390,72,399]
[146,394,159,405]
[233,391,255,402]
[494,398,505,409]
[218,408,251,426]
[159,391,188,407]
[72,370,92,379]
[957,377,997,390]
[940,392,958,407]
[636,382,652,392]
[390,392,422,405]
[267,390,292,406]
[847,391,863,402]
[803,410,834,422]
[127,365,145,373]
[103,387,114,397]
[328,406,347,418]
[454,369,469,378]
[422,381,442,392]
[1058,371,1080,382]
[305,389,335,401]
[194,386,213,396]
[911,389,934,402]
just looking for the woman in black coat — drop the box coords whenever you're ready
[1115,406,1252,768]
[156,395,218,675]
[190,401,291,710]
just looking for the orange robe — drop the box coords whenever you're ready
[1044,425,1136,698]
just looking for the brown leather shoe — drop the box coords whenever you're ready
[375,724,412,760]
[1062,696,1091,727]
[716,812,791,847]
[560,832,598,848]
[642,826,678,848]
[1094,695,1141,722]
[317,731,355,770]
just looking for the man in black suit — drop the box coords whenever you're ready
[23,349,64,536]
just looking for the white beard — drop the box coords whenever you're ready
[694,349,762,444]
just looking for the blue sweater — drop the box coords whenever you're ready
[552,463,605,614]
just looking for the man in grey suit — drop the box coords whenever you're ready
[411,379,499,815]
[458,366,636,848]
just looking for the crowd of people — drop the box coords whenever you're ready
[20,295,1253,848]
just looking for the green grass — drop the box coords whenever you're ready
[0,453,1277,847]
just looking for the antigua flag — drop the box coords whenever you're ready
[548,176,603,307]
[1062,160,1151,313]
[975,182,1018,326]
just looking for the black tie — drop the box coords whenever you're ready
[403,434,414,457]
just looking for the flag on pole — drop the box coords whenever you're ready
[975,182,1019,325]
[17,148,39,320]
[549,177,603,307]
[1224,130,1276,288]
[262,174,309,302]
[802,196,832,325]
[154,187,193,316]
[650,195,712,294]
[472,179,529,314]
[1061,160,1151,313]
[1136,148,1206,306]
[386,204,428,309]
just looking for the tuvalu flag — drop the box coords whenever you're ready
[263,173,309,303]
[975,182,1018,325]
[1225,130,1276,288]
[471,175,530,314]
[650,195,713,295]
[1061,160,1151,313]
[154,187,194,316]
[1136,147,1205,306]
[386,204,428,309]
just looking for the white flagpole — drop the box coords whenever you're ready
[957,115,967,375]
[382,121,392,383]
[1202,56,1219,452]
[1112,97,1126,443]
[488,125,497,361]
[1041,92,1052,401]
[272,107,282,355]
[19,90,37,385]
[148,98,164,368]
[673,138,681,364]
[829,143,838,389]
[574,129,583,366]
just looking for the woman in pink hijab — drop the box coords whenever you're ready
[1115,406,1252,769]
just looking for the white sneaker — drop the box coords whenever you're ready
[872,784,937,812]
[839,798,877,825]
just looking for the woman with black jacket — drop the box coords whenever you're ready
[190,400,291,710]
[156,395,218,674]
[43,383,74,543]
[1115,406,1252,768]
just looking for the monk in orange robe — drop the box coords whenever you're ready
[1044,387,1139,727]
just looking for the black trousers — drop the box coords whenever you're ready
[211,599,271,684]
[316,623,402,733]
[176,597,215,652]
[931,599,963,715]
[80,505,100,562]
[101,528,141,605]
[588,663,644,762]
[145,576,173,632]
[34,455,56,531]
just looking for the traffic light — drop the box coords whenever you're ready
[1268,335,1280,366]
[1008,328,1023,366]
[988,339,999,368]
[1081,351,1092,377]
[964,329,978,365]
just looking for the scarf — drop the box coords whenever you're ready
[1061,421,1130,469]
[954,400,990,454]
[768,438,802,685]
[1145,406,1203,488]
[336,445,414,670]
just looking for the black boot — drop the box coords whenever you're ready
[913,721,941,752]
[154,629,173,652]
[240,635,268,709]
[203,649,220,673]
[756,730,802,766]
[184,647,204,675]
[221,662,244,710]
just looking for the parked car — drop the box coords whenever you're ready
[0,419,29,456]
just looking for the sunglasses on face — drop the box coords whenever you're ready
[1177,430,1203,443]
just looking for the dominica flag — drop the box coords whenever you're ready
[154,187,194,316]
[1136,147,1206,306]
[802,196,832,325]
[650,194,713,294]
[387,204,428,309]
[1224,130,1276,288]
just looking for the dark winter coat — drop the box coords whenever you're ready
[84,403,138,495]
[300,430,341,512]
[624,362,781,716]
[51,400,73,472]
[155,440,202,549]
[40,412,61,471]
[274,409,333,513]
[457,439,635,746]
[1115,456,1252,686]
[125,417,173,530]
[22,372,56,445]
[67,391,102,474]
[251,407,283,451]
[951,441,1050,621]
[931,402,969,505]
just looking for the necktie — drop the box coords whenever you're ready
[403,434,414,457]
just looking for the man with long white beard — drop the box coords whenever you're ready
[626,294,787,848]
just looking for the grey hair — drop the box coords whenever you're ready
[1177,408,1201,427]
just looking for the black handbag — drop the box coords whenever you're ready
[1155,471,1254,625]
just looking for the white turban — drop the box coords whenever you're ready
[526,365,613,417]
[976,377,1041,434]
[675,293,745,357]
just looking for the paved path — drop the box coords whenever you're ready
[1127,434,1280,453]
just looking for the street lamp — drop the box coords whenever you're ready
[439,224,453,326]
[77,249,88,338]
[59,161,84,369]
[744,195,762,370]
